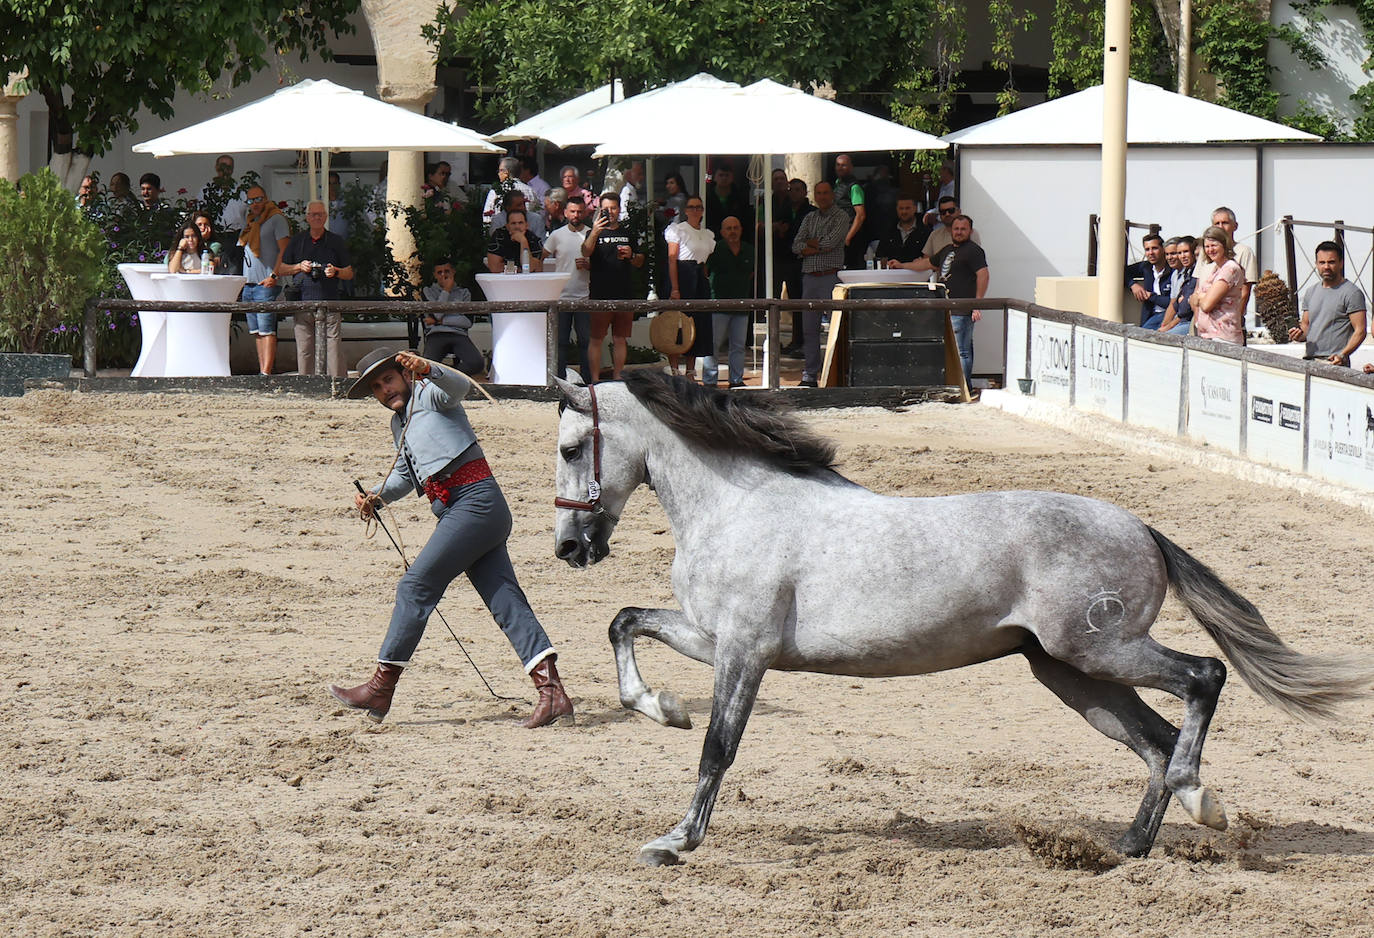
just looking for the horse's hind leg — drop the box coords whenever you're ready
[609,607,714,729]
[1049,634,1229,833]
[1024,644,1179,857]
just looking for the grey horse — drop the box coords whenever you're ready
[552,371,1372,866]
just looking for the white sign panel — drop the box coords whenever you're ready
[1186,351,1243,454]
[1074,327,1124,419]
[1307,377,1374,491]
[1125,339,1182,434]
[1030,318,1073,404]
[1005,309,1028,383]
[1245,364,1306,473]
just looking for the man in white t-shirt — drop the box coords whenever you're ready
[542,196,594,379]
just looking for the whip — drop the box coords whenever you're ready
[353,479,525,703]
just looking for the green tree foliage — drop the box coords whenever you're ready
[427,0,931,126]
[0,170,106,354]
[0,0,360,157]
[1048,0,1172,97]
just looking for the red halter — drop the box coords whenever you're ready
[553,383,616,520]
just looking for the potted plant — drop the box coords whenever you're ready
[0,169,106,394]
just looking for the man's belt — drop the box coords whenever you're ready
[423,457,493,504]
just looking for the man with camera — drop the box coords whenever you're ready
[277,200,355,376]
[581,191,645,382]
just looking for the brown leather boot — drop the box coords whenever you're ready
[329,663,403,723]
[520,656,574,728]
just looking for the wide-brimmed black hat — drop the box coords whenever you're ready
[346,347,404,400]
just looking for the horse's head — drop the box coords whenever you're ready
[553,377,647,567]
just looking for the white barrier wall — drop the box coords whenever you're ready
[1010,306,1374,493]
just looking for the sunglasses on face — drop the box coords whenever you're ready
[248,195,265,204]
[939,208,956,215]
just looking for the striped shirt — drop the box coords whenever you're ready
[792,205,849,274]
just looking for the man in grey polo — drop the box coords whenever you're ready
[791,180,849,388]
[331,348,574,729]
[1289,240,1368,366]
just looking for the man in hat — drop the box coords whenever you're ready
[330,348,574,728]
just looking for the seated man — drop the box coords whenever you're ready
[488,191,546,238]
[1125,232,1170,328]
[878,196,931,267]
[486,208,544,273]
[543,187,567,231]
[1158,236,1198,335]
[421,258,484,375]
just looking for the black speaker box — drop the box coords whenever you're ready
[848,340,946,386]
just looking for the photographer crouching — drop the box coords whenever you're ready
[277,200,355,376]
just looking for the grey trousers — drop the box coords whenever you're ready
[801,270,839,382]
[377,476,554,672]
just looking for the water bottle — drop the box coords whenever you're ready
[864,243,876,270]
[520,247,531,273]
[200,250,212,274]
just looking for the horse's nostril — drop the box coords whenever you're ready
[556,539,581,560]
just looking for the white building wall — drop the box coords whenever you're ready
[1270,1,1372,129]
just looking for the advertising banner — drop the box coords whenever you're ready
[1307,377,1374,491]
[1124,339,1182,434]
[1030,319,1073,405]
[1186,351,1243,454]
[1074,326,1124,420]
[1245,364,1306,473]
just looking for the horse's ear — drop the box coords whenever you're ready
[554,375,591,414]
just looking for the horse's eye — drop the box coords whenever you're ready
[560,444,582,462]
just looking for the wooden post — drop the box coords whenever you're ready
[1087,214,1099,276]
[1334,219,1347,259]
[546,303,559,388]
[83,298,98,377]
[1282,215,1298,307]
[767,301,781,389]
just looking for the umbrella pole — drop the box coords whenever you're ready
[699,154,708,203]
[321,149,331,217]
[762,153,776,387]
[645,157,656,299]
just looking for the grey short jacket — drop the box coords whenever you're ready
[373,363,479,503]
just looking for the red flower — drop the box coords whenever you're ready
[277,201,288,209]
[664,208,677,219]
[177,188,188,195]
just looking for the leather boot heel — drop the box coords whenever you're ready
[329,663,404,723]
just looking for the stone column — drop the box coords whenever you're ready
[362,0,438,296]
[1,72,27,183]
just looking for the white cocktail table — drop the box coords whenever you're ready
[474,272,571,385]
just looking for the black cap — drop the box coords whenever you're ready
[346,347,404,400]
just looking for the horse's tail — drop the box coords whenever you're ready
[1148,526,1374,722]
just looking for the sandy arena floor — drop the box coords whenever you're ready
[3,387,1372,937]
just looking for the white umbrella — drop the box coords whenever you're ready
[590,79,948,155]
[943,79,1320,145]
[491,80,625,143]
[541,74,743,149]
[133,78,502,203]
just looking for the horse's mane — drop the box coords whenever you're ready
[621,371,840,474]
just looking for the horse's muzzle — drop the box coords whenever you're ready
[555,534,610,568]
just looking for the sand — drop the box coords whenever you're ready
[3,388,1372,937]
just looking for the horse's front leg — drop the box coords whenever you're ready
[609,606,714,729]
[639,642,771,866]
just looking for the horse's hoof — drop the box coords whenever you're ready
[1175,786,1229,831]
[637,846,682,867]
[657,691,693,730]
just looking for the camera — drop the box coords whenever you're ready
[308,261,325,281]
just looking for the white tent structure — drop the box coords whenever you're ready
[944,81,1323,379]
[945,80,1321,145]
[133,79,502,204]
[490,80,624,143]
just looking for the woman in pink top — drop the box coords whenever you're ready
[1190,225,1245,343]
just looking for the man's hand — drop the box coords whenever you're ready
[1327,353,1349,366]
[324,264,339,279]
[394,350,431,377]
[1288,325,1305,341]
[1130,284,1149,301]
[1364,363,1373,374]
[355,491,381,520]
[423,315,438,326]
[510,228,528,247]
[261,274,277,287]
